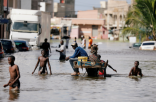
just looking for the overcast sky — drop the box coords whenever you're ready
[54,0,131,11]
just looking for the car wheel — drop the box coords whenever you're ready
[2,53,5,58]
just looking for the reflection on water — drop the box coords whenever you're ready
[0,40,156,102]
[9,91,20,101]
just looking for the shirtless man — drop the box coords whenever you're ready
[3,56,20,91]
[32,50,52,75]
[129,61,143,77]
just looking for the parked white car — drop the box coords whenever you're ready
[139,41,156,50]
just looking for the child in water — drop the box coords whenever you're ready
[129,61,143,77]
[32,50,52,75]
[3,56,20,91]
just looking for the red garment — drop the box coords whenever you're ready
[98,60,105,75]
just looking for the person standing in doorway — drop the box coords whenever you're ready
[42,38,51,57]
[81,36,86,49]
[88,36,93,49]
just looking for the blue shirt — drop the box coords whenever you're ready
[70,47,88,58]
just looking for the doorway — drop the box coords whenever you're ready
[92,25,98,37]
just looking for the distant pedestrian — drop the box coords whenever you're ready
[41,38,51,57]
[32,50,52,75]
[74,37,77,43]
[65,39,69,49]
[81,35,83,41]
[129,61,143,77]
[88,36,93,49]
[3,56,20,91]
[81,36,86,49]
[56,40,66,61]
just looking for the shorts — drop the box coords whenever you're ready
[59,53,66,60]
[12,80,20,88]
[39,66,48,74]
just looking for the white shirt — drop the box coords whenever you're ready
[60,45,66,55]
[82,39,86,47]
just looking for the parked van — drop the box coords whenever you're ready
[139,41,156,50]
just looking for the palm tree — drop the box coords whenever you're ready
[122,0,156,41]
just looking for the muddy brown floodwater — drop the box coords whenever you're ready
[0,40,156,102]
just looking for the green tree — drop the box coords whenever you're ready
[122,0,156,41]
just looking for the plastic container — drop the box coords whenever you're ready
[78,56,88,62]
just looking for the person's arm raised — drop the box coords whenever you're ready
[32,57,40,74]
[47,58,52,75]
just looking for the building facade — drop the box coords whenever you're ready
[54,0,76,18]
[39,0,53,17]
[103,0,130,40]
[72,10,107,39]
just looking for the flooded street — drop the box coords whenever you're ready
[0,40,156,102]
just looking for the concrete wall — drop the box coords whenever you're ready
[54,3,58,12]
[100,1,107,8]
[39,0,53,17]
[54,0,75,17]
[104,0,130,31]
[40,2,46,11]
[56,3,66,17]
[21,0,31,9]
[65,4,75,16]
[78,10,98,19]
[79,25,107,39]
[79,25,92,38]
[107,0,129,11]
[70,26,79,38]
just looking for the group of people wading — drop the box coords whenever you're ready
[3,38,143,91]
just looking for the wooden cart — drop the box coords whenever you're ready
[73,60,108,77]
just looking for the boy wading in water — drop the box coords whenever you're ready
[32,50,52,75]
[129,61,143,77]
[3,56,20,91]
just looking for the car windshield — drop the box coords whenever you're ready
[1,40,12,46]
[12,22,38,33]
[51,28,60,35]
[15,42,26,47]
[143,42,155,46]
